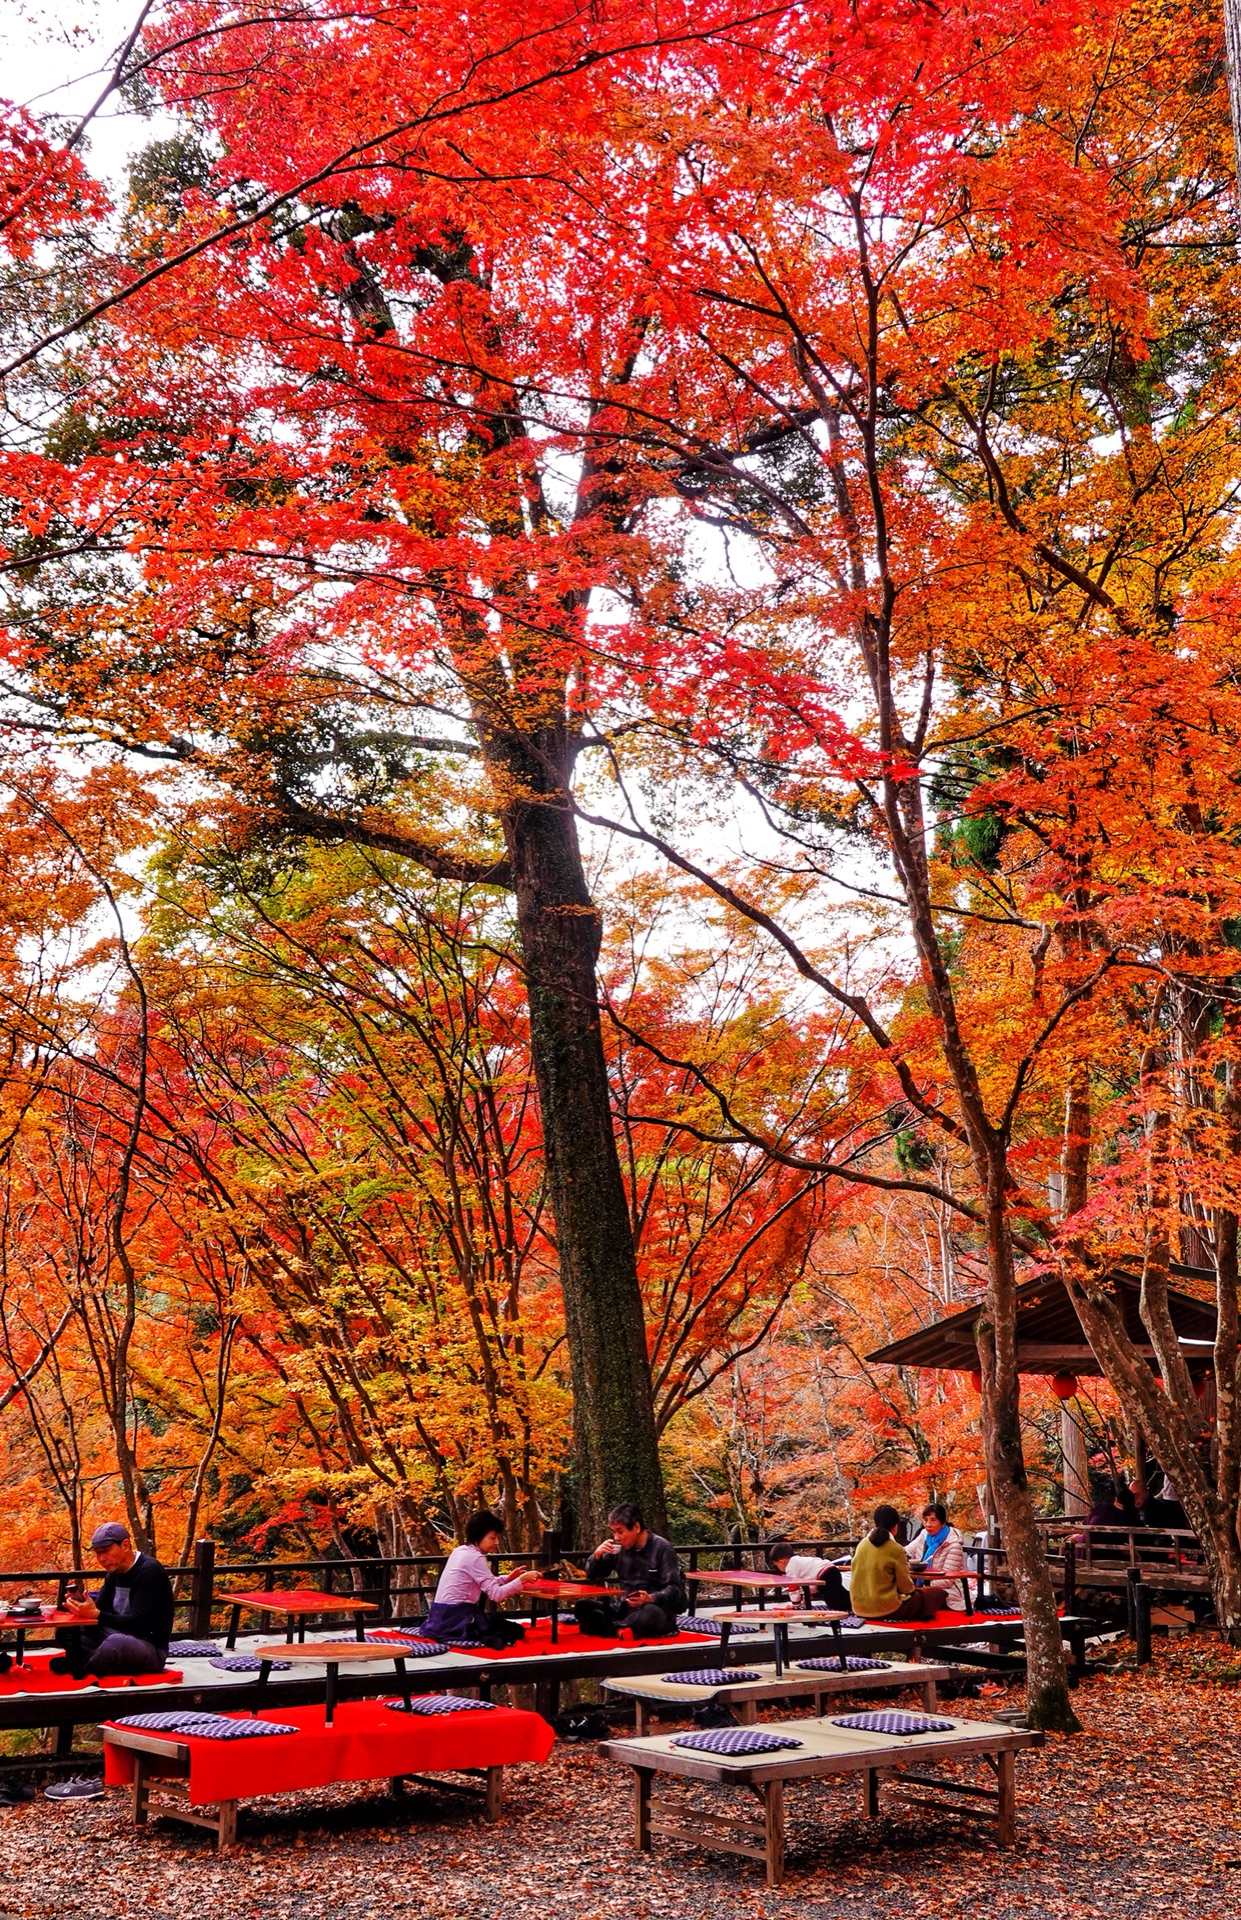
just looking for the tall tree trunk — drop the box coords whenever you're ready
[978,1172,1081,1732]
[1226,0,1241,187]
[500,732,665,1542]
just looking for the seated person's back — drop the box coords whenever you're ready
[850,1506,951,1622]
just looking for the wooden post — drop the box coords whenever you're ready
[920,1678,939,1712]
[997,1749,1015,1846]
[190,1537,216,1638]
[1062,1407,1089,1517]
[764,1778,785,1888]
[132,1756,148,1825]
[217,1800,238,1851]
[484,1767,503,1821]
[1135,1579,1152,1667]
[863,1766,879,1817]
[635,1700,649,1737]
[1129,1423,1148,1513]
[1063,1538,1077,1614]
[634,1768,652,1851]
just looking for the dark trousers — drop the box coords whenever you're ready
[811,1568,850,1610]
[886,1587,951,1622]
[422,1600,524,1650]
[55,1626,166,1676]
[573,1597,678,1639]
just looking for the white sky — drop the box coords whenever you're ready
[3,0,171,189]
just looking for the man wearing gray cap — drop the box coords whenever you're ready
[50,1523,174,1679]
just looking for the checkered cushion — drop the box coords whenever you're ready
[978,1604,1022,1617]
[167,1640,222,1657]
[671,1727,804,1755]
[795,1656,893,1672]
[384,1694,496,1715]
[210,1654,292,1672]
[831,1711,955,1736]
[838,1615,867,1629]
[660,1668,761,1686]
[365,1633,448,1657]
[112,1711,297,1739]
[676,1614,760,1637]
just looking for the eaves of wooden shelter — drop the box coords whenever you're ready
[865,1268,1219,1377]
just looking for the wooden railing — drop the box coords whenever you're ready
[0,1535,858,1638]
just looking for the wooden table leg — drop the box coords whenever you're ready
[394,1657,412,1712]
[484,1766,503,1821]
[354,1612,367,1643]
[390,1775,406,1797]
[324,1661,338,1726]
[740,1699,758,1726]
[132,1755,148,1827]
[634,1767,652,1851]
[217,1800,238,1851]
[864,1766,879,1817]
[225,1604,242,1651]
[635,1700,649,1737]
[920,1679,939,1711]
[997,1748,1015,1845]
[535,1676,560,1722]
[764,1779,785,1888]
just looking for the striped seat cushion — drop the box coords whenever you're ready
[112,1711,296,1739]
[384,1694,497,1715]
[832,1711,955,1736]
[671,1727,803,1755]
[795,1656,893,1673]
[660,1668,761,1686]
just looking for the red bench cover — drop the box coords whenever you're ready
[857,1608,1046,1630]
[103,1698,553,1804]
[458,1624,714,1660]
[0,1652,182,1695]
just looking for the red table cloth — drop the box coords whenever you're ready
[103,1698,554,1805]
[0,1651,182,1696]
[457,1623,714,1659]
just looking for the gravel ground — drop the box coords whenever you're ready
[1,1638,1238,1920]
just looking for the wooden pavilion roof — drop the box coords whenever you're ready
[865,1269,1218,1376]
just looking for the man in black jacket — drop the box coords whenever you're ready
[575,1503,686,1639]
[52,1523,174,1677]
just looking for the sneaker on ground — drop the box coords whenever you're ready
[44,1776,105,1802]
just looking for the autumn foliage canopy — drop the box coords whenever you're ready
[0,0,1238,1720]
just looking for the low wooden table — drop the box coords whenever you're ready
[521,1579,618,1644]
[603,1658,950,1734]
[602,1713,1043,1886]
[708,1607,847,1676]
[222,1589,378,1649]
[253,1641,416,1726]
[0,1609,80,1664]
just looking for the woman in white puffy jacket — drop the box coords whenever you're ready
[905,1502,968,1610]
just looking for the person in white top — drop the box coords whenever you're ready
[765,1543,850,1611]
[905,1503,969,1610]
[422,1511,539,1648]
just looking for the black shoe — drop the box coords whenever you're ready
[44,1776,105,1802]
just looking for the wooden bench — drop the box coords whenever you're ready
[603,1658,950,1733]
[601,1713,1042,1886]
[103,1698,555,1850]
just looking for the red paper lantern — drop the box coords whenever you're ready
[1050,1371,1079,1401]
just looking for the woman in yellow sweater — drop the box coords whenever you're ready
[850,1506,951,1621]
